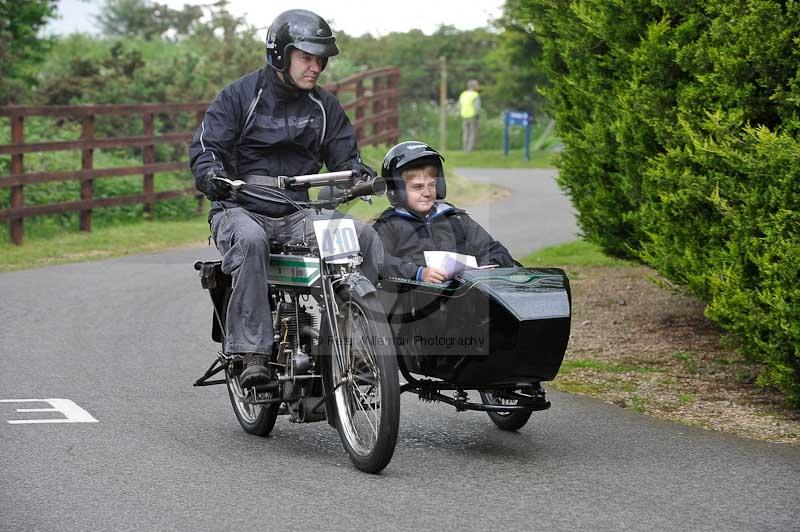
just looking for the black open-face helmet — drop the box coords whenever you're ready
[381,141,446,208]
[266,9,339,73]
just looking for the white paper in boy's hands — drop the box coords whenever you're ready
[424,251,497,277]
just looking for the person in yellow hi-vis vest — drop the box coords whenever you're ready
[459,79,481,152]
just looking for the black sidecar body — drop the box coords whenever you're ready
[377,267,571,389]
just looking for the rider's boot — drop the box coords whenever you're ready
[239,353,276,390]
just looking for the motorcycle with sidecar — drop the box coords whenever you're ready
[193,171,571,473]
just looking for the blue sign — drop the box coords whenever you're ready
[503,110,532,160]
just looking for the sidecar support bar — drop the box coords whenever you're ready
[400,383,550,413]
[398,362,550,413]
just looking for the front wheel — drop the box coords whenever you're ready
[225,361,278,436]
[321,290,400,473]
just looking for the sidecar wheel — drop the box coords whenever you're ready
[321,291,400,474]
[480,391,533,431]
[226,362,278,436]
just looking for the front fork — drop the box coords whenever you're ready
[320,272,348,381]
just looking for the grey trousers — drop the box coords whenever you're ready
[462,118,478,152]
[210,207,384,355]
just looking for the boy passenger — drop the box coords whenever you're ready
[373,141,515,283]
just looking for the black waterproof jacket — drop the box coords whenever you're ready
[189,67,359,217]
[372,202,515,280]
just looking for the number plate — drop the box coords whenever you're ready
[313,218,360,259]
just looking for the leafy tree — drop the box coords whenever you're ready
[336,26,500,107]
[96,0,203,40]
[484,0,548,116]
[34,1,262,150]
[0,0,58,104]
[39,0,262,105]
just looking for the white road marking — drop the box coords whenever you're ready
[0,398,99,424]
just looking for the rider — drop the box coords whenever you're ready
[373,141,514,284]
[189,9,383,389]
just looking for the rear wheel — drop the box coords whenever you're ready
[321,290,400,473]
[225,361,278,436]
[480,390,534,431]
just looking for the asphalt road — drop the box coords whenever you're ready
[453,167,580,257]
[1,174,798,531]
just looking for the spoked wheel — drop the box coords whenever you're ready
[322,290,400,473]
[225,361,278,436]
[479,390,535,431]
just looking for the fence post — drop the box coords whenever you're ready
[194,110,204,213]
[10,115,24,245]
[372,74,385,140]
[439,56,447,151]
[355,79,365,143]
[143,112,154,219]
[388,70,400,144]
[79,115,95,232]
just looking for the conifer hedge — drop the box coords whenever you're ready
[524,0,800,405]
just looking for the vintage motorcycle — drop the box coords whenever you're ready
[194,171,572,474]
[194,170,399,474]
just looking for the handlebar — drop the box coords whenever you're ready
[211,170,386,210]
[210,170,355,192]
[285,170,387,198]
[284,170,354,188]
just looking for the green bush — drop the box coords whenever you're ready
[640,121,800,403]
[525,0,800,405]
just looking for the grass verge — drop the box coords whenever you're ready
[522,240,632,268]
[0,216,211,272]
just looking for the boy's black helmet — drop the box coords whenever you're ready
[266,9,339,72]
[381,141,446,207]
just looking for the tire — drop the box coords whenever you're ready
[321,289,400,473]
[479,391,533,431]
[225,362,278,436]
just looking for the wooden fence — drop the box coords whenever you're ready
[0,66,400,245]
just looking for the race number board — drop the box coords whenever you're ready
[313,218,360,260]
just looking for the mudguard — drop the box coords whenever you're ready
[339,272,377,297]
[195,260,231,343]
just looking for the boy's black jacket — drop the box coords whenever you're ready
[372,203,515,280]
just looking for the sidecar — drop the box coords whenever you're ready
[377,267,571,423]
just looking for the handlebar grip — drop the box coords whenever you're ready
[350,176,387,197]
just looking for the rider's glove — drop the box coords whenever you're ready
[199,168,231,201]
[348,158,376,182]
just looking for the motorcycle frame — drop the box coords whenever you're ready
[193,251,368,419]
